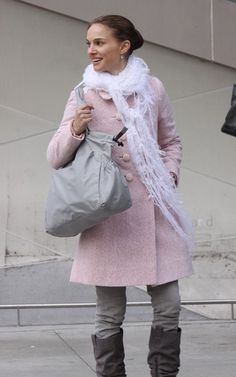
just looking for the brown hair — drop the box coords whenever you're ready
[88,15,144,56]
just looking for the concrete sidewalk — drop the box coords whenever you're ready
[0,320,235,377]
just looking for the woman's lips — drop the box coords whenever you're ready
[92,58,103,64]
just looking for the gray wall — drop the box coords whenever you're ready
[0,0,236,316]
[19,0,236,69]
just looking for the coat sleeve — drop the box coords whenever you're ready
[154,78,182,185]
[47,89,85,169]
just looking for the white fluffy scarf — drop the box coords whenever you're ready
[83,55,193,248]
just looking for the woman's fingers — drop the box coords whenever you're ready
[79,104,94,111]
[76,104,94,118]
[77,112,92,118]
[76,113,92,123]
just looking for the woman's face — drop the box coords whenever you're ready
[86,23,130,74]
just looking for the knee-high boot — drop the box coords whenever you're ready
[147,326,181,377]
[91,329,126,377]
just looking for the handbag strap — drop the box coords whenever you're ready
[74,81,86,106]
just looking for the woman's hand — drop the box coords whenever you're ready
[72,104,94,135]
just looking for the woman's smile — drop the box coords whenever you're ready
[91,57,103,65]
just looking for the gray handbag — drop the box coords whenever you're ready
[45,83,132,237]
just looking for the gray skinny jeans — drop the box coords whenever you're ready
[95,280,180,339]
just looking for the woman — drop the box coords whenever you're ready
[47,15,193,377]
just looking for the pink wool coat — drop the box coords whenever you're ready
[47,76,193,286]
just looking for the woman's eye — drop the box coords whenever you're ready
[86,40,104,48]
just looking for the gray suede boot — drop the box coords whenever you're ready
[147,326,181,377]
[91,329,126,377]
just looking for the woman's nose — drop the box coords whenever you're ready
[88,45,96,54]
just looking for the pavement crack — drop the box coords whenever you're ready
[54,330,96,374]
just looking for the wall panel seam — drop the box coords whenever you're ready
[172,85,233,103]
[211,0,215,61]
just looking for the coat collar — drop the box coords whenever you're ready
[98,90,112,100]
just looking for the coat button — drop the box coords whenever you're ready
[125,173,133,182]
[122,153,130,162]
[115,113,122,121]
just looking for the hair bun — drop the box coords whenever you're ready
[133,28,144,50]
